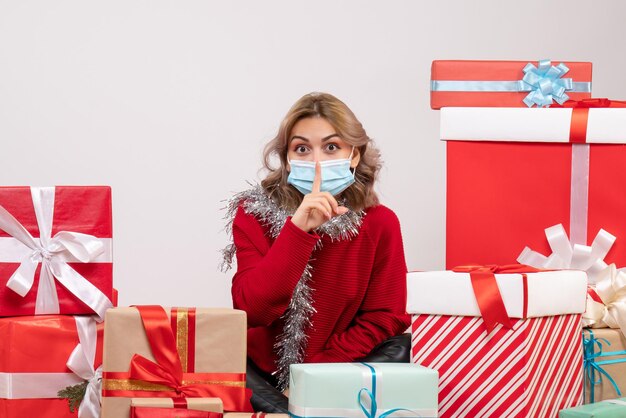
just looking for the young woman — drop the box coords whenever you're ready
[221,92,411,412]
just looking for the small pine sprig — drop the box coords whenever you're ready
[58,381,88,413]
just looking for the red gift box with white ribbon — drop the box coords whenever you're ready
[442,100,626,280]
[0,186,113,319]
[0,315,104,418]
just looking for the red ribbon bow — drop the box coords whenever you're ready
[558,98,626,108]
[553,98,626,144]
[452,264,541,333]
[128,306,253,411]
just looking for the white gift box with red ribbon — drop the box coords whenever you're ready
[407,269,587,318]
[441,107,626,144]
[407,269,587,417]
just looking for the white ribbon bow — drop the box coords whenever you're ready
[0,316,102,418]
[67,316,102,418]
[517,223,616,284]
[582,264,626,337]
[0,187,112,320]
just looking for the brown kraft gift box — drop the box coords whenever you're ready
[101,306,249,418]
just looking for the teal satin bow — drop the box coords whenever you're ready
[583,329,625,403]
[520,59,574,107]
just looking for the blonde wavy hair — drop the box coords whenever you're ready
[261,92,382,212]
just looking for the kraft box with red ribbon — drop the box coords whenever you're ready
[130,397,224,418]
[0,314,104,418]
[442,99,626,277]
[101,306,252,418]
[430,59,592,109]
[132,408,222,418]
[407,266,588,418]
[0,186,114,320]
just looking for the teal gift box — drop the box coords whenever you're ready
[559,398,626,417]
[288,362,438,418]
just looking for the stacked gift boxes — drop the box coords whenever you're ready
[0,186,114,417]
[430,59,599,269]
[421,58,626,416]
[0,186,256,416]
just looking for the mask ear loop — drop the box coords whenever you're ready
[349,146,357,179]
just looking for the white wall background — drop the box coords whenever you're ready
[1,0,625,308]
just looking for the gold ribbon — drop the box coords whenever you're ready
[175,308,189,373]
[102,378,245,392]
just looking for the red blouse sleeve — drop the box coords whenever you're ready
[231,205,320,327]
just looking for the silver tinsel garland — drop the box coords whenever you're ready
[220,184,364,390]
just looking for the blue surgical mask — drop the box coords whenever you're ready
[287,147,356,196]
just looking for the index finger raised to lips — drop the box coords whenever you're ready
[312,161,322,194]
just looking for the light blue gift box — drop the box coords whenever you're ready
[288,362,438,418]
[559,398,626,417]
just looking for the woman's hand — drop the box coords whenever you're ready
[291,161,349,233]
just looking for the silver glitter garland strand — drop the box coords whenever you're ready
[220,184,364,390]
[273,262,315,391]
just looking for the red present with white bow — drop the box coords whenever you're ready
[0,314,104,418]
[443,99,626,274]
[407,267,587,418]
[0,186,113,319]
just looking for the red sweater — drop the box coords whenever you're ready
[231,203,411,374]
